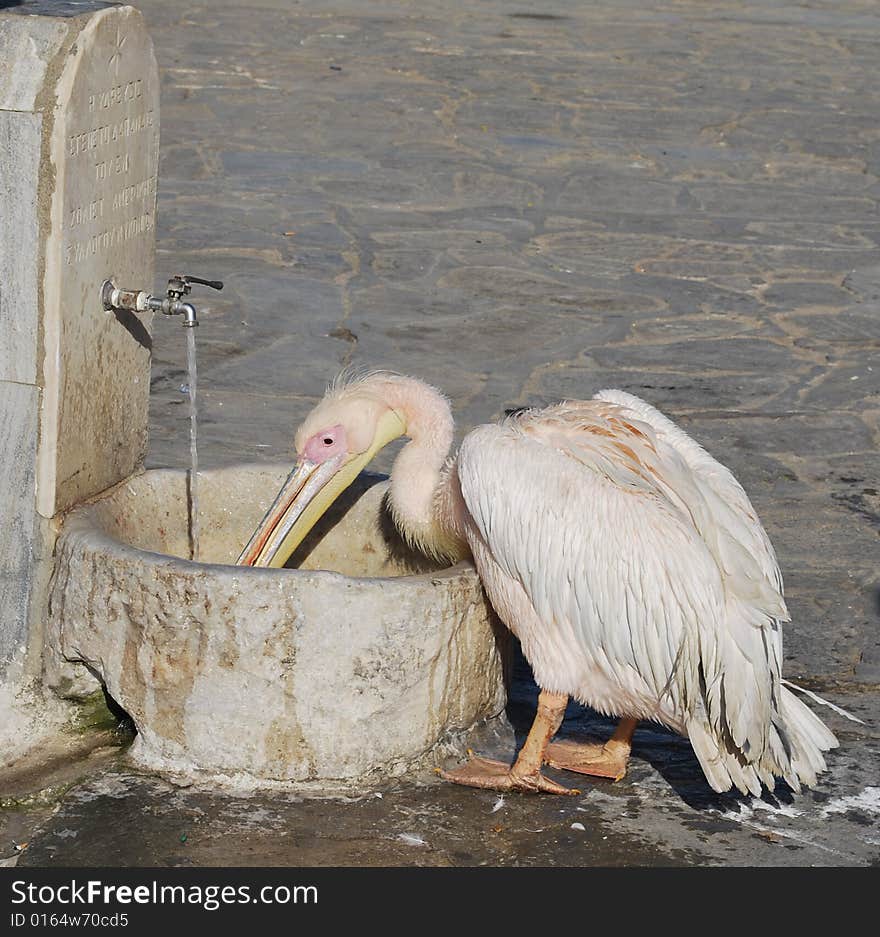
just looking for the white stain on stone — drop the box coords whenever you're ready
[819,787,880,819]
[751,799,802,820]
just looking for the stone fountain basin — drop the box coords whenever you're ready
[47,465,507,790]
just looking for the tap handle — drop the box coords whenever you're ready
[177,275,224,292]
[166,274,224,299]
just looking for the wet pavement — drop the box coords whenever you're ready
[6,663,878,867]
[5,0,880,866]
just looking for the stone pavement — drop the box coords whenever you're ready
[8,0,880,866]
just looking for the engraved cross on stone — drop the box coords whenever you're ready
[108,27,126,76]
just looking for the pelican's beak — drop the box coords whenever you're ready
[237,408,406,568]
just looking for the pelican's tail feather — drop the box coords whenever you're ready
[687,717,764,796]
[777,685,839,788]
[686,688,838,796]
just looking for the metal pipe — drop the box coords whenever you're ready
[102,279,149,313]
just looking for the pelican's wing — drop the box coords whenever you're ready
[457,416,724,722]
[593,389,787,620]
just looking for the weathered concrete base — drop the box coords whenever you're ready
[47,467,509,790]
[0,671,79,773]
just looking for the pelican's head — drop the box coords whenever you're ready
[237,373,407,567]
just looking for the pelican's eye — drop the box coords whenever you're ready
[303,424,347,463]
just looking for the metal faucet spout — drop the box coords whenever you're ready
[178,302,198,327]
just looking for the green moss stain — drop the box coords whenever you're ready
[70,688,135,741]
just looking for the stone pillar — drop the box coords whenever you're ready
[0,2,159,743]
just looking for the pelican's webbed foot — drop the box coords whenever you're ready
[440,754,578,795]
[439,689,579,796]
[543,740,628,780]
[543,718,638,781]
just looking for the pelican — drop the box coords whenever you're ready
[238,370,838,796]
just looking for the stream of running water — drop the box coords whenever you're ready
[185,327,200,561]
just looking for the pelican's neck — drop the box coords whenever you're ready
[381,376,466,561]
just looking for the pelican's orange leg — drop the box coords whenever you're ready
[440,690,578,795]
[544,717,638,781]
